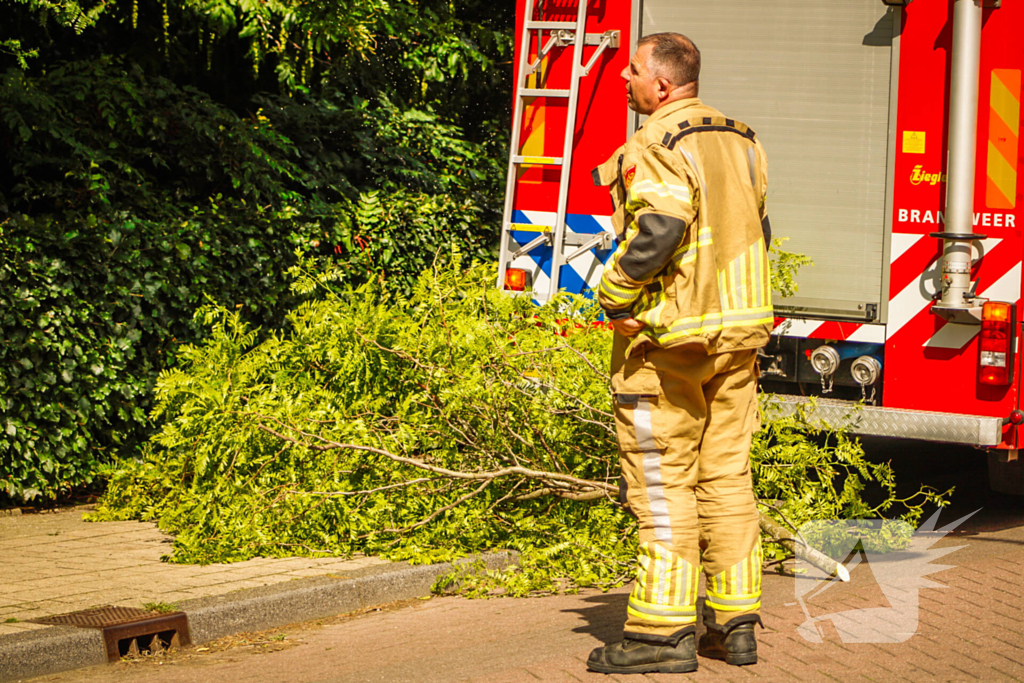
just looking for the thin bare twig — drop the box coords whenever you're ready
[249,415,617,493]
[287,477,435,497]
[510,487,609,502]
[376,480,492,535]
[353,330,438,373]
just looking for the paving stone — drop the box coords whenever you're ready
[10,508,1024,683]
[0,506,391,631]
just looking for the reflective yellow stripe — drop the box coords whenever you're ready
[635,288,666,326]
[641,544,652,605]
[647,544,658,605]
[755,545,761,592]
[510,223,552,232]
[599,279,642,305]
[628,600,696,614]
[706,544,762,612]
[673,227,713,266]
[627,606,698,625]
[705,597,762,612]
[626,180,692,211]
[738,250,748,310]
[649,306,773,344]
[633,543,699,614]
[656,546,669,605]
[748,241,762,308]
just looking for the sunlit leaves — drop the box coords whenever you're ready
[90,258,944,594]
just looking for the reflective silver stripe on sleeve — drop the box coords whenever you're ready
[635,399,672,543]
[746,145,756,188]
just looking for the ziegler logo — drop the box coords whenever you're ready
[910,165,946,186]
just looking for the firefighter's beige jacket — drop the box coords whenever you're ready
[595,98,772,355]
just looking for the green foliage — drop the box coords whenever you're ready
[90,259,946,593]
[0,59,501,501]
[1,0,513,129]
[753,399,950,561]
[142,601,176,613]
[769,238,812,299]
[0,0,513,504]
[1,0,107,66]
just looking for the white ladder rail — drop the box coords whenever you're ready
[496,0,542,293]
[498,0,619,302]
[545,1,589,303]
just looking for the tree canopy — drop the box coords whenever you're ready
[0,0,514,501]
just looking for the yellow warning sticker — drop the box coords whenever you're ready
[903,131,926,154]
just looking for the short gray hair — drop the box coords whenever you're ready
[638,32,701,87]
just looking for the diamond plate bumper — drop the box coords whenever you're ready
[766,395,1005,446]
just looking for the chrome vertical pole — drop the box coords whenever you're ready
[938,0,983,310]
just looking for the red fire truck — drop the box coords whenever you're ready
[498,0,1024,492]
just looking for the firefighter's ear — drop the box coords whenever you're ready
[656,76,674,101]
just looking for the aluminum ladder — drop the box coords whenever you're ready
[497,0,619,303]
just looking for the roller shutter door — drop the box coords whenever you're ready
[638,0,896,320]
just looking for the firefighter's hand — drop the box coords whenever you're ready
[611,317,645,337]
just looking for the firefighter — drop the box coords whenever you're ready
[586,32,772,675]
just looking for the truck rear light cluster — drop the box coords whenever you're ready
[503,268,531,292]
[979,301,1015,386]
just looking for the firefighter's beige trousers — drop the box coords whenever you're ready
[611,335,762,640]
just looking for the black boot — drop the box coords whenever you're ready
[698,622,758,666]
[587,630,698,674]
[698,600,760,665]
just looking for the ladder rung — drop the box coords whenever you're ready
[512,233,551,259]
[510,223,553,233]
[526,21,575,30]
[513,155,563,166]
[520,88,570,98]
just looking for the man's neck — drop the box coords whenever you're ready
[653,83,699,113]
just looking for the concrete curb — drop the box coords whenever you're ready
[0,550,517,682]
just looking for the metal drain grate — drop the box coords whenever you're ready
[31,606,160,628]
[30,605,192,662]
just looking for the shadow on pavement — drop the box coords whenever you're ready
[562,590,628,644]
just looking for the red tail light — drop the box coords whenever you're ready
[504,268,531,292]
[979,301,1015,386]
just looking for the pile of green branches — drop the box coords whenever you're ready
[90,254,948,594]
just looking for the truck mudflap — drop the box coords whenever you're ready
[766,395,1004,447]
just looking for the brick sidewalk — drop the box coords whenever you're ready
[38,517,1024,682]
[0,507,385,638]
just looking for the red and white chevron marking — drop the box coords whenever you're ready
[772,318,886,343]
[773,232,1021,349]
